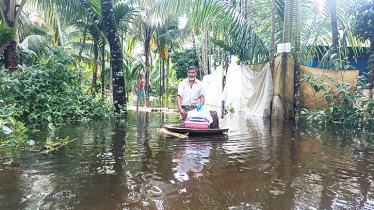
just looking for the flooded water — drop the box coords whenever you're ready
[1,101,374,209]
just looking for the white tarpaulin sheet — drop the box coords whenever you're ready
[203,58,273,118]
[202,65,223,109]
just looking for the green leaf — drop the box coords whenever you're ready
[2,126,12,134]
[21,129,31,135]
[14,86,20,93]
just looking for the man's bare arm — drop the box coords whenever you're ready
[177,95,186,117]
[200,95,205,105]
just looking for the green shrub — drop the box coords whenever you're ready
[301,74,374,125]
[0,47,115,123]
[0,117,34,157]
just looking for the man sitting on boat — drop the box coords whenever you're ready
[177,66,205,126]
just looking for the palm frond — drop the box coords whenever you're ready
[21,34,52,55]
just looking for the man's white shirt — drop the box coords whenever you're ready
[177,78,205,106]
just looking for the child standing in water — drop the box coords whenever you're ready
[138,73,146,108]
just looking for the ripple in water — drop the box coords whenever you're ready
[0,109,374,209]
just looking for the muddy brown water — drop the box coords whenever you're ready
[1,100,374,209]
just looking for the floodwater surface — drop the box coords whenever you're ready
[1,101,374,210]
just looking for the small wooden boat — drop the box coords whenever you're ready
[164,125,229,135]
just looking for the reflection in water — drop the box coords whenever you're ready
[174,140,212,182]
[1,107,374,209]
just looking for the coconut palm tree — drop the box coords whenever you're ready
[101,0,128,108]
[134,9,159,101]
[0,25,15,56]
[154,16,182,97]
[32,0,136,105]
[0,0,86,70]
[0,0,28,70]
[270,0,275,76]
[328,0,339,65]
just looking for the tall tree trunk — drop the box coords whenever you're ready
[241,0,245,16]
[55,12,64,48]
[270,0,275,78]
[78,30,87,85]
[166,57,170,96]
[294,0,301,120]
[101,46,105,97]
[221,34,225,68]
[367,40,374,89]
[4,41,18,71]
[191,28,203,77]
[137,67,141,110]
[101,0,126,109]
[201,26,206,76]
[205,26,209,75]
[110,60,113,101]
[329,0,340,68]
[208,31,211,74]
[93,41,99,98]
[283,0,290,43]
[144,35,151,102]
[239,0,242,15]
[157,36,161,98]
[2,0,24,71]
[201,23,208,76]
[79,31,87,58]
[244,0,247,20]
[272,0,293,119]
[212,29,216,55]
[159,57,162,98]
[215,30,220,67]
[162,58,165,97]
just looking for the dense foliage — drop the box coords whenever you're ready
[351,0,374,44]
[0,47,114,123]
[0,25,14,47]
[171,49,200,80]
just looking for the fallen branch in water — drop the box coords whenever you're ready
[31,138,78,156]
[157,126,189,138]
[46,138,78,153]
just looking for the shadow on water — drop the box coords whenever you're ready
[1,104,374,209]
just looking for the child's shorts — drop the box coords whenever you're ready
[139,89,145,101]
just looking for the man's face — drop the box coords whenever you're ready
[140,75,143,79]
[187,69,197,80]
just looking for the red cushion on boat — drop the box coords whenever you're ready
[184,118,209,129]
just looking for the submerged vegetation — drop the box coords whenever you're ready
[0,117,34,157]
